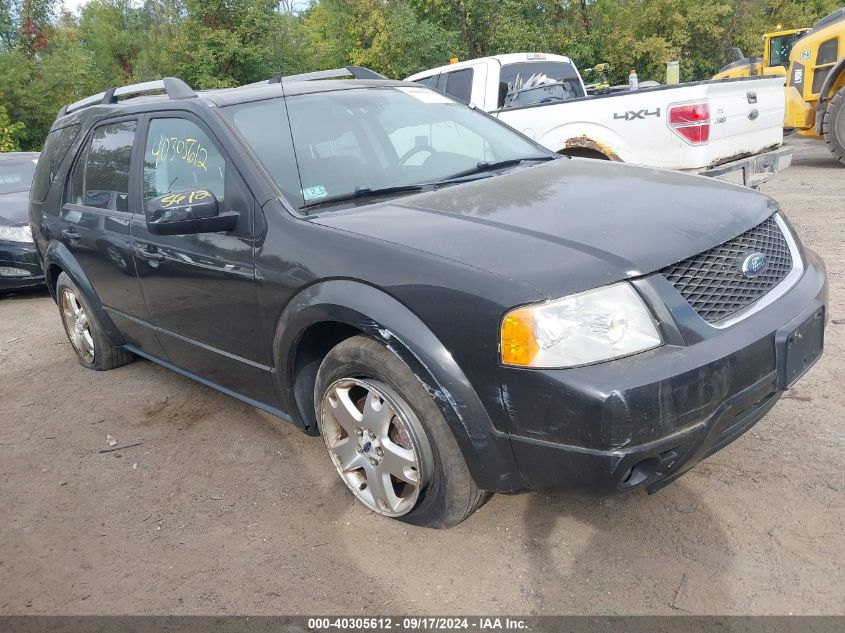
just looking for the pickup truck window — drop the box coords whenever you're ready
[441,69,474,104]
[224,86,548,210]
[498,61,585,107]
[414,75,439,90]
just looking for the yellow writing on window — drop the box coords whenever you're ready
[150,134,209,171]
[159,189,212,207]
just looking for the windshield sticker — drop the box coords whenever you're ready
[303,186,328,201]
[396,87,454,104]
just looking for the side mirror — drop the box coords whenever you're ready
[145,190,238,235]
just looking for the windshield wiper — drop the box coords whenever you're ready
[303,184,432,209]
[436,156,557,184]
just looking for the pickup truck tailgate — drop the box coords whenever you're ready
[703,76,784,165]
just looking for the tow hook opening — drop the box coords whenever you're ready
[620,457,660,489]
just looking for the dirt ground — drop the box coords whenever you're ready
[1,136,843,616]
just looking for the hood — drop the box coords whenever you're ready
[0,190,31,226]
[312,158,777,299]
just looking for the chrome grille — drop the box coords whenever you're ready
[661,215,794,324]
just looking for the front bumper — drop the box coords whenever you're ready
[0,239,44,291]
[503,248,827,494]
[697,146,793,188]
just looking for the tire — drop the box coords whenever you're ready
[822,85,845,166]
[314,335,489,528]
[56,272,134,371]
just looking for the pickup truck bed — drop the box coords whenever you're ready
[408,54,792,187]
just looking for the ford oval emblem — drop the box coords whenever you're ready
[741,253,768,277]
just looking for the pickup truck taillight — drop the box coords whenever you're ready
[668,103,710,144]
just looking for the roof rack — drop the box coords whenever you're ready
[58,77,197,118]
[283,66,388,82]
[241,66,389,88]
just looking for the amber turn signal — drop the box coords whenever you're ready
[501,308,539,366]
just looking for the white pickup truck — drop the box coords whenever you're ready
[406,53,792,187]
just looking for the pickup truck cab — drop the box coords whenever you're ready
[31,71,827,528]
[407,53,793,187]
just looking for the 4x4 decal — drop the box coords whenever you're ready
[614,108,660,121]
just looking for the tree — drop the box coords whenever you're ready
[0,104,24,151]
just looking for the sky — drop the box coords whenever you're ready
[62,0,90,14]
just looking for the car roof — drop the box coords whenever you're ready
[52,78,415,130]
[198,78,411,106]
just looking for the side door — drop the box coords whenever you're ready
[60,117,165,355]
[130,113,275,403]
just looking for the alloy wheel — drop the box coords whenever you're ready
[319,378,430,517]
[60,288,95,364]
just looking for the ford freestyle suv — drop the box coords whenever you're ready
[1,152,42,291]
[30,71,827,528]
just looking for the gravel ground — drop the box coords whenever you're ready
[1,136,843,616]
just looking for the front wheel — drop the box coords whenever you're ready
[314,336,489,528]
[823,85,845,166]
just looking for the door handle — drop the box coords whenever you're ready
[134,244,165,262]
[61,229,80,242]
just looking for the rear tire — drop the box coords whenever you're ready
[822,85,845,166]
[56,272,134,371]
[314,335,489,528]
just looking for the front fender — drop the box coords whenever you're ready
[43,240,125,346]
[273,279,524,492]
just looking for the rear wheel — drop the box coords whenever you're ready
[822,85,845,166]
[314,335,489,528]
[56,272,134,370]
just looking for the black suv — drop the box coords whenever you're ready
[30,71,827,528]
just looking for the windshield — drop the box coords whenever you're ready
[224,86,550,210]
[499,61,585,108]
[0,158,37,195]
[768,33,802,67]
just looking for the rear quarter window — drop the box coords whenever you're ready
[31,124,80,202]
[442,69,474,104]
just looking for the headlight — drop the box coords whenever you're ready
[0,225,33,243]
[501,282,662,368]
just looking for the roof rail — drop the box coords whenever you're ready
[284,66,388,82]
[58,77,197,118]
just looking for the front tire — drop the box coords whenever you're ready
[823,85,845,166]
[314,336,489,528]
[56,272,134,370]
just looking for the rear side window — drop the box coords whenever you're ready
[442,69,474,104]
[414,75,439,89]
[67,120,136,212]
[31,124,79,202]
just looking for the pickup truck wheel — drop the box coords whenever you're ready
[823,85,845,166]
[315,335,489,528]
[56,272,134,371]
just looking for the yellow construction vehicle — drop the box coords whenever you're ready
[713,27,810,80]
[782,8,845,164]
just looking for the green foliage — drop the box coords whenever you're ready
[0,104,25,151]
[0,0,841,150]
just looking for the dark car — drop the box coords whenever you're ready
[1,152,43,291]
[30,72,827,528]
